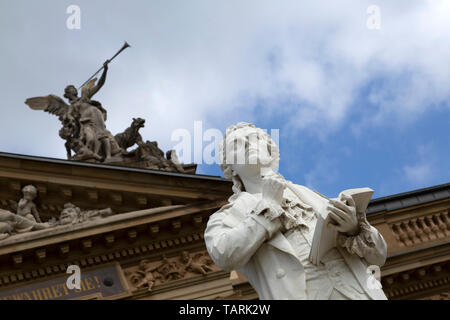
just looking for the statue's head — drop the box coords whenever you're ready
[22,185,37,201]
[218,122,279,192]
[59,203,80,225]
[181,251,189,261]
[132,117,145,129]
[64,85,78,99]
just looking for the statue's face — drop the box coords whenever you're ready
[65,86,78,98]
[22,191,36,201]
[224,129,273,179]
[22,185,37,200]
[23,192,32,201]
[60,207,78,224]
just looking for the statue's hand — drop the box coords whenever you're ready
[103,60,110,69]
[327,194,359,236]
[262,176,285,206]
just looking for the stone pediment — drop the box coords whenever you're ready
[0,152,233,299]
[0,205,179,251]
[0,199,228,253]
[0,152,230,215]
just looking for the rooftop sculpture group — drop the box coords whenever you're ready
[25,42,188,173]
[1,43,195,242]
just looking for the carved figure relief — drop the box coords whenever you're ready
[0,185,116,241]
[180,250,214,275]
[55,202,114,226]
[0,185,51,240]
[125,260,160,292]
[124,251,217,292]
[16,185,42,223]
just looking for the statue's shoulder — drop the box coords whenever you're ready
[287,182,328,200]
[283,181,330,212]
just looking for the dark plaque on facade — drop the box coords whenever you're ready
[0,263,131,300]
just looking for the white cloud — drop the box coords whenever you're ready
[0,0,449,163]
[303,156,339,196]
[403,163,434,185]
[402,144,436,186]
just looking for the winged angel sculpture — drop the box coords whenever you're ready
[25,61,123,162]
[24,43,189,173]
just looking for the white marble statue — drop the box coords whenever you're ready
[204,122,388,300]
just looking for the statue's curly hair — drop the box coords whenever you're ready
[218,122,280,198]
[22,185,37,196]
[63,85,77,99]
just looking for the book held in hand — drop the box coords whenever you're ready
[308,187,374,265]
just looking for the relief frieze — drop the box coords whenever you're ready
[124,250,218,292]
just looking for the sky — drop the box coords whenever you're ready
[0,0,449,199]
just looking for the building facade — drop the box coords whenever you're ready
[0,152,448,300]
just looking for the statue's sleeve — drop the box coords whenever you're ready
[204,200,281,271]
[81,78,97,99]
[337,214,387,266]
